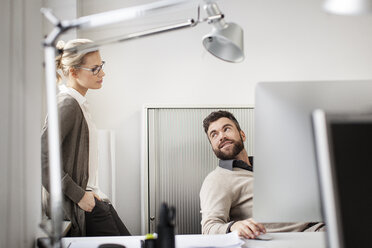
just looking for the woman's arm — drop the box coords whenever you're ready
[41,96,86,204]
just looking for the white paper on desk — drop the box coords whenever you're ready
[65,239,141,248]
[176,232,244,248]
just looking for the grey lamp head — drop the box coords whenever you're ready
[323,0,372,15]
[202,3,244,63]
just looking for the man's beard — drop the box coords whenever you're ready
[213,136,244,160]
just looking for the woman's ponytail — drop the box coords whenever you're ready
[55,40,66,83]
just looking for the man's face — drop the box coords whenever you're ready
[207,117,245,160]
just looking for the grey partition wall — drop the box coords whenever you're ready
[145,107,254,234]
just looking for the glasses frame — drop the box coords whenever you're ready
[75,61,105,75]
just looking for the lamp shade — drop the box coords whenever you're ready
[203,22,244,63]
[323,0,372,15]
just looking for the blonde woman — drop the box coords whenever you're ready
[41,39,130,237]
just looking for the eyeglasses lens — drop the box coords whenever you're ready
[93,62,105,75]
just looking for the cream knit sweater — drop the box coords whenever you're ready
[200,166,323,234]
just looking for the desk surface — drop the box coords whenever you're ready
[243,232,326,248]
[61,232,326,248]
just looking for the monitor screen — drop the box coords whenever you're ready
[313,111,372,248]
[253,80,372,222]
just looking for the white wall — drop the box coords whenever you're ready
[74,0,372,234]
[1,0,43,247]
[42,0,77,39]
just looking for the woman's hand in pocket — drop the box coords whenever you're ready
[78,191,100,212]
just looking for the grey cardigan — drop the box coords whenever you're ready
[41,93,89,236]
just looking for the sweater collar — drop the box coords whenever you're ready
[219,157,253,172]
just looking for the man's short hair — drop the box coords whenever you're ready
[203,110,242,134]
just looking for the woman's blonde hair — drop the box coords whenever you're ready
[55,38,96,82]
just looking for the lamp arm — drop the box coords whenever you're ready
[195,4,224,24]
[63,0,199,30]
[202,2,226,29]
[60,4,224,55]
[64,18,197,54]
[42,35,64,248]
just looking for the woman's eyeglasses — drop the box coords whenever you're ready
[76,61,105,75]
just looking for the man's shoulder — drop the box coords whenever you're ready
[202,166,253,189]
[201,166,232,188]
[204,166,229,178]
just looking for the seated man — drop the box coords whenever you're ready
[200,110,324,239]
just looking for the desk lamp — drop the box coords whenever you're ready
[203,2,244,62]
[41,1,244,247]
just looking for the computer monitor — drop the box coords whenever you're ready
[312,110,372,248]
[253,80,372,222]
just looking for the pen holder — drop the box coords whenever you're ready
[156,203,175,248]
[144,238,156,248]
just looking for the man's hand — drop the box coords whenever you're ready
[77,191,101,212]
[230,218,266,239]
